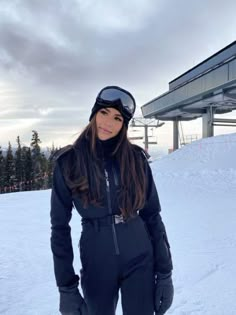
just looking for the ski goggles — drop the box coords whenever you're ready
[96,86,136,118]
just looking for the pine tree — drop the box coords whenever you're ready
[4,142,15,192]
[0,146,5,193]
[47,143,58,188]
[15,136,23,191]
[22,146,33,191]
[40,152,48,189]
[30,130,42,189]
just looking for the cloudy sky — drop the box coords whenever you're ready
[0,0,236,150]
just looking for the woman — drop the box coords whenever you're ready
[50,86,174,315]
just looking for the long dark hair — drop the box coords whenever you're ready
[61,116,147,218]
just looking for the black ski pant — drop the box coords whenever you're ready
[79,215,155,315]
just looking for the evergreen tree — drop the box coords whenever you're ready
[30,130,42,189]
[47,143,59,188]
[22,146,33,191]
[4,142,15,192]
[15,136,23,191]
[0,146,5,193]
[40,152,48,189]
[0,131,58,192]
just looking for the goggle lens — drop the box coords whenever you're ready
[97,87,136,116]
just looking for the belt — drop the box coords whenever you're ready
[82,214,137,227]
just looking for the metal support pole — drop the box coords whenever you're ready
[173,118,179,151]
[144,125,148,152]
[202,107,214,138]
[130,117,164,153]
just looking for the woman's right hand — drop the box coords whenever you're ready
[59,282,88,315]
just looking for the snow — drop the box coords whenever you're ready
[1,132,236,315]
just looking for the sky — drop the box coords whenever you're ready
[1,132,236,314]
[0,0,236,150]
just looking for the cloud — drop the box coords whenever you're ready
[0,0,236,147]
[1,0,235,90]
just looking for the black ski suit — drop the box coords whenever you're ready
[50,141,173,315]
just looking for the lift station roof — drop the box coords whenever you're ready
[141,41,236,121]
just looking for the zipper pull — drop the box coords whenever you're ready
[104,169,110,187]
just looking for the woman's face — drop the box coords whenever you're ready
[96,107,124,140]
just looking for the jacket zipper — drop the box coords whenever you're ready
[112,164,119,187]
[104,168,120,255]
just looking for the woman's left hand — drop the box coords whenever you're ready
[154,272,174,315]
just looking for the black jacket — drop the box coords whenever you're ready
[50,145,173,287]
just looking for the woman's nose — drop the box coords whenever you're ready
[104,116,113,127]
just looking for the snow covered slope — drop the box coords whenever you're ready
[152,132,236,315]
[1,132,236,315]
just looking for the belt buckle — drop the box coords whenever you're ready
[114,214,124,224]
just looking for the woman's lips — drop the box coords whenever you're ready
[99,127,112,134]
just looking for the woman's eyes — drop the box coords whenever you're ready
[115,117,123,122]
[100,110,107,115]
[100,110,123,122]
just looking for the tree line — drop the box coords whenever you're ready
[0,130,59,194]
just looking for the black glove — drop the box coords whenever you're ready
[154,272,174,315]
[59,281,88,315]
